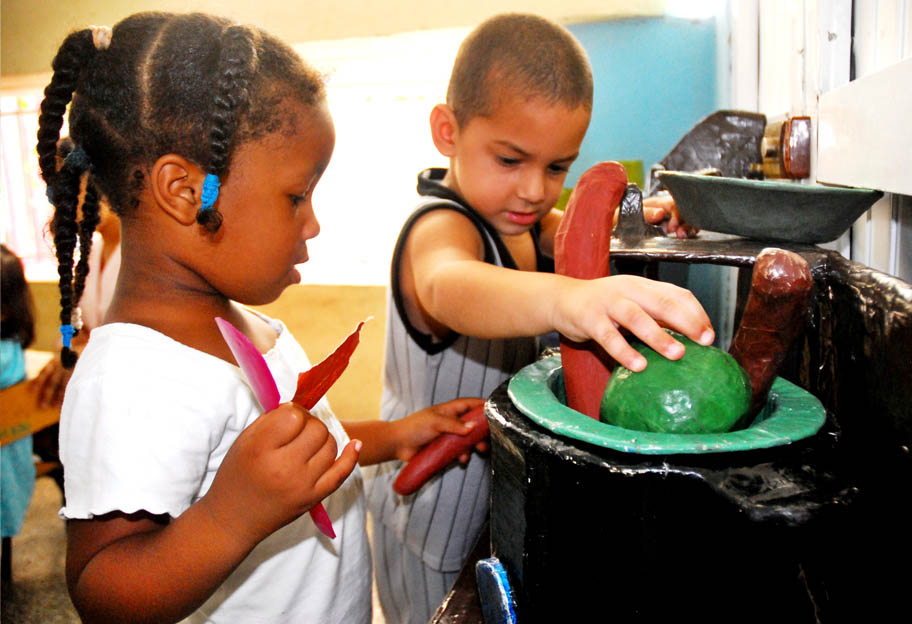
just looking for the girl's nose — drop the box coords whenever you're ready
[517,169,546,204]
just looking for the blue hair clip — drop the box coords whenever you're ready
[60,324,75,349]
[46,186,57,207]
[200,173,221,210]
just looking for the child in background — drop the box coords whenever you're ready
[365,14,714,623]
[39,13,480,623]
[1,245,38,563]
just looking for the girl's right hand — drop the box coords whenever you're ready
[552,274,715,372]
[202,403,360,546]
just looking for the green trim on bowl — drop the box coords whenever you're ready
[507,356,826,455]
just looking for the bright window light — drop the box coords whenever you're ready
[1,90,61,281]
[293,27,470,285]
[1,27,469,285]
[665,0,723,20]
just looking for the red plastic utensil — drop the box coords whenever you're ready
[215,317,337,539]
[293,320,367,409]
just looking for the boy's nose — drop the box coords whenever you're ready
[517,170,546,204]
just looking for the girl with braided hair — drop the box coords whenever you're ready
[39,12,479,623]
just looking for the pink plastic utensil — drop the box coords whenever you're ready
[215,317,336,539]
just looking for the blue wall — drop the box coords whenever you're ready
[566,16,719,189]
[567,16,731,347]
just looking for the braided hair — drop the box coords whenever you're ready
[36,12,325,368]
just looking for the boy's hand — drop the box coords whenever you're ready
[612,193,698,238]
[392,397,486,463]
[642,193,698,238]
[202,403,359,546]
[553,274,715,372]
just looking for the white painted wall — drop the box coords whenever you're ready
[729,0,911,280]
[1,0,666,76]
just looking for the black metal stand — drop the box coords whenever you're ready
[432,231,912,623]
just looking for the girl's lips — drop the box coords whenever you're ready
[506,211,539,226]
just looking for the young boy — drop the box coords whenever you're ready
[364,14,714,623]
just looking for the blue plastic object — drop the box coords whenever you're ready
[476,557,518,624]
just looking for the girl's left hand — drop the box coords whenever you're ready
[392,397,486,463]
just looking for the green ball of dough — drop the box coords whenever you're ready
[600,332,751,434]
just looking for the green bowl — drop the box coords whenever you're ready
[657,171,883,244]
[507,355,826,455]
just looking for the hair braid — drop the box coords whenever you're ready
[36,29,96,184]
[38,28,99,368]
[73,178,102,306]
[49,160,86,368]
[196,25,257,232]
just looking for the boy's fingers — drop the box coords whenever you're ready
[642,206,667,224]
[589,319,647,371]
[635,328,686,363]
[435,397,484,418]
[630,282,714,346]
[605,337,649,372]
[591,303,680,370]
[398,448,418,463]
[435,418,474,436]
[312,439,360,496]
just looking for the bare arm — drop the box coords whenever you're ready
[341,397,484,466]
[66,505,254,623]
[405,210,714,370]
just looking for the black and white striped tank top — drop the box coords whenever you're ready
[364,192,545,571]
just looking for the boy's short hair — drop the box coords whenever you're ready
[446,13,593,126]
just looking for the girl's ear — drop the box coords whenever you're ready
[149,154,205,226]
[430,103,459,158]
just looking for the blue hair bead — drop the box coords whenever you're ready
[200,173,221,210]
[46,186,57,206]
[60,324,75,349]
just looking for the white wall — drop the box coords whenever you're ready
[1,0,666,76]
[731,0,912,280]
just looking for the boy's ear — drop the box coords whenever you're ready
[430,103,459,158]
[149,154,205,226]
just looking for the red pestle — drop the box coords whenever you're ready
[553,161,628,419]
